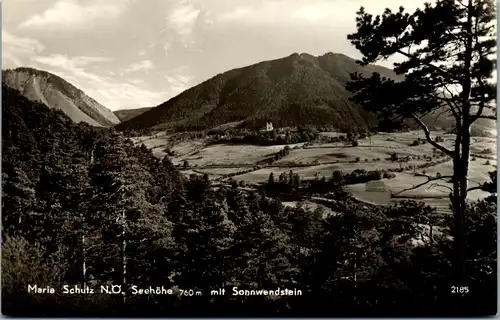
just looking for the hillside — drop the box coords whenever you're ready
[2,67,120,127]
[406,106,497,133]
[114,107,153,122]
[116,52,404,133]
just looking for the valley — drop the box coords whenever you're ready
[132,128,497,216]
[3,0,497,316]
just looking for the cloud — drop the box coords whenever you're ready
[166,1,204,47]
[292,5,329,22]
[128,79,145,85]
[217,1,341,26]
[137,49,148,56]
[19,0,129,29]
[88,83,168,110]
[30,54,168,110]
[163,66,194,95]
[163,42,172,57]
[2,30,45,67]
[121,60,154,74]
[31,54,111,77]
[168,2,201,36]
[216,0,429,27]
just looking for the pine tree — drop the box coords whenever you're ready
[2,169,36,237]
[268,172,275,185]
[346,0,497,282]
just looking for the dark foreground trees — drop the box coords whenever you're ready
[1,84,496,316]
[346,0,496,284]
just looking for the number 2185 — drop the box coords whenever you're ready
[451,286,469,294]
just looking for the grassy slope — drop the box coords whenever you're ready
[114,107,153,122]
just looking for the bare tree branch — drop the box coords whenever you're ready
[411,113,454,156]
[472,115,496,120]
[442,84,462,120]
[431,110,450,128]
[392,174,454,196]
[429,183,454,192]
[466,185,486,192]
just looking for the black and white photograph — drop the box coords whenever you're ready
[1,0,497,317]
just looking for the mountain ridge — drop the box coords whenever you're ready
[2,67,120,127]
[115,52,404,133]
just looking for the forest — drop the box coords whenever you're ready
[1,82,497,317]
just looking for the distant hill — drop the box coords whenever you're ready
[407,106,497,133]
[116,52,405,133]
[2,67,120,127]
[114,107,153,122]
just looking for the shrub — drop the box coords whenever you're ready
[435,136,444,142]
[355,157,361,163]
[485,160,491,165]
[383,172,396,179]
[410,140,420,146]
[352,140,359,147]
[390,152,399,162]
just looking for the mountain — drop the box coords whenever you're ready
[2,67,120,127]
[405,104,497,134]
[116,52,404,133]
[114,107,153,122]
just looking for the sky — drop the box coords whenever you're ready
[3,0,430,111]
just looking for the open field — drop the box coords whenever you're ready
[347,167,493,214]
[193,168,248,175]
[177,144,286,166]
[346,181,393,205]
[134,130,496,213]
[235,161,411,184]
[318,132,344,138]
[418,159,497,185]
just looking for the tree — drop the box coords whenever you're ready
[390,152,398,162]
[268,172,275,185]
[2,169,36,237]
[88,133,172,306]
[346,0,496,282]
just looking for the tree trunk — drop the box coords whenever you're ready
[452,158,467,285]
[82,235,87,284]
[450,0,474,285]
[429,222,434,243]
[122,209,127,306]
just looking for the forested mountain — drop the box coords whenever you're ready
[2,84,496,316]
[2,68,120,127]
[115,53,404,133]
[114,107,153,122]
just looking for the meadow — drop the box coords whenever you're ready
[136,130,496,214]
